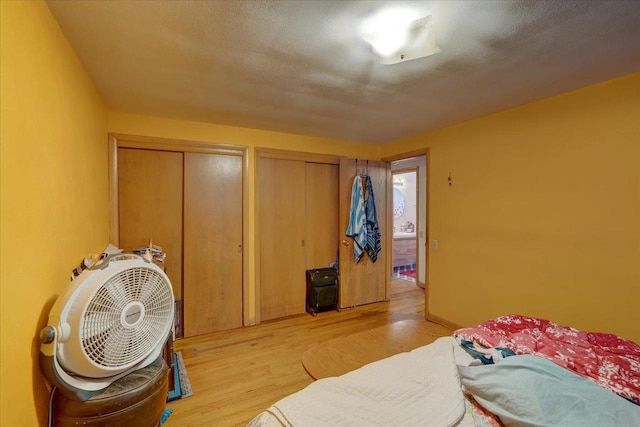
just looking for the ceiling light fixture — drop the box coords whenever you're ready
[361,11,440,65]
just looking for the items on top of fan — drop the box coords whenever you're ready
[133,240,166,265]
[70,243,122,281]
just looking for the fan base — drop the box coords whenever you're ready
[52,357,168,427]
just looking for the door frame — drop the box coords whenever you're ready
[381,148,431,317]
[254,148,340,324]
[108,133,250,326]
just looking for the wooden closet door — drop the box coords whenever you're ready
[117,148,183,301]
[305,163,339,269]
[258,158,306,321]
[183,152,243,337]
[339,158,388,308]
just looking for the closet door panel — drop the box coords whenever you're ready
[305,163,339,269]
[183,152,243,337]
[117,148,183,301]
[339,158,388,307]
[259,158,306,321]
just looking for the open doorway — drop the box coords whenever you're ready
[390,157,427,289]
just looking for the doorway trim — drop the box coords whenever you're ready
[382,148,431,318]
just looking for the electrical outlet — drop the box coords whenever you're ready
[432,239,439,250]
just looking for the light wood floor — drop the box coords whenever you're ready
[169,279,452,426]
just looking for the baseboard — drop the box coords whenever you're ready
[425,313,462,331]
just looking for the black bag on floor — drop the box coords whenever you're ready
[305,268,339,316]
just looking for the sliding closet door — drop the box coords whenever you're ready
[305,162,339,269]
[339,158,388,308]
[258,158,306,321]
[183,152,243,336]
[117,148,183,301]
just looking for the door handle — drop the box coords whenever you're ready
[342,239,350,247]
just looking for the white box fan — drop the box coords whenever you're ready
[39,254,174,401]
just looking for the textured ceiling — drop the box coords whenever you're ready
[46,0,640,145]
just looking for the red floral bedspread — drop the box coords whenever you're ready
[454,314,640,405]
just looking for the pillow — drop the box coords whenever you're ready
[457,355,640,427]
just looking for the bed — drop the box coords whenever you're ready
[247,314,640,426]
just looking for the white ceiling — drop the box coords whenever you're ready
[46,0,640,145]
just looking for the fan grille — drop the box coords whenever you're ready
[81,266,172,368]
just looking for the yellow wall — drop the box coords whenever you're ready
[0,2,109,426]
[107,113,379,323]
[382,73,640,342]
[3,2,638,424]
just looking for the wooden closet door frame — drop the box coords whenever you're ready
[254,148,340,324]
[108,133,250,327]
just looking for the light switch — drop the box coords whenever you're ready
[432,239,439,250]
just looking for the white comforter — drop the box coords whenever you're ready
[249,337,475,427]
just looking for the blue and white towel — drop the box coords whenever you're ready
[363,176,382,263]
[346,176,366,263]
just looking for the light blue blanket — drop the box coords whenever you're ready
[458,354,640,426]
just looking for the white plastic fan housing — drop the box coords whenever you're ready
[47,255,174,379]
